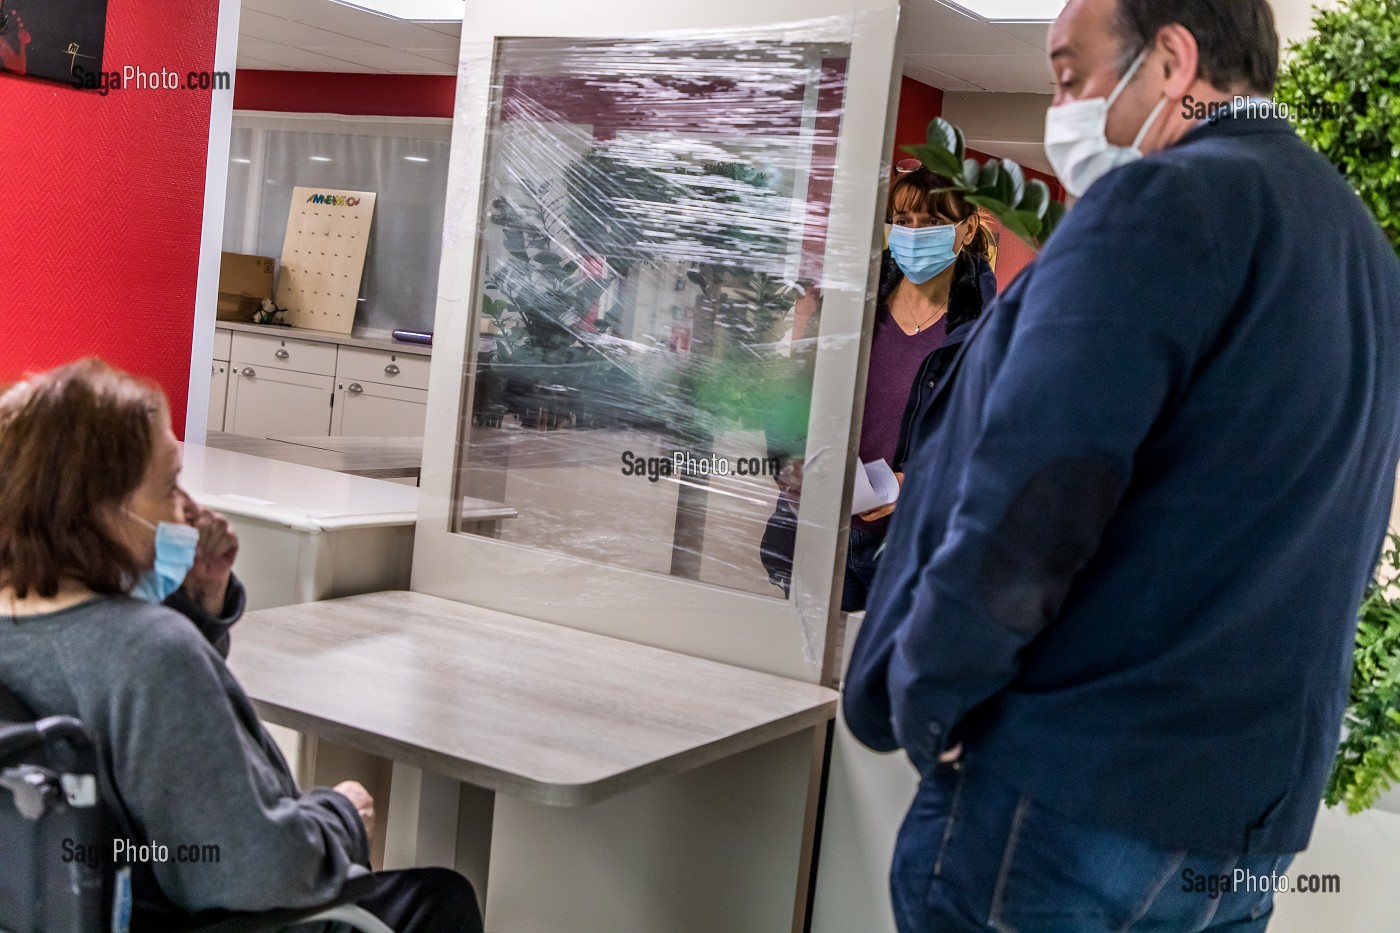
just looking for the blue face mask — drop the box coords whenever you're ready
[125,512,200,604]
[887,222,961,284]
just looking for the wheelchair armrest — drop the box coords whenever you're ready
[140,865,380,933]
[0,715,91,758]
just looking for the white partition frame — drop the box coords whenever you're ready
[403,5,904,929]
[413,0,904,686]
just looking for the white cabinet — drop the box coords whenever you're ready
[209,329,232,432]
[226,364,335,437]
[209,362,229,432]
[215,327,430,440]
[333,379,428,436]
[224,331,337,438]
[331,346,429,437]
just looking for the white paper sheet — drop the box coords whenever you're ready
[851,458,900,515]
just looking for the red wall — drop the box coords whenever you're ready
[0,0,221,435]
[234,70,455,119]
[893,76,944,169]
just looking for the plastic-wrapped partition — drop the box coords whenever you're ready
[433,16,887,669]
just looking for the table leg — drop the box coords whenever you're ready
[382,764,494,905]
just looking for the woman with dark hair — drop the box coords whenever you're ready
[841,167,998,612]
[0,359,481,932]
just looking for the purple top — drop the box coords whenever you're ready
[854,305,949,535]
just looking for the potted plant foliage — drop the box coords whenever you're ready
[1273,0,1400,816]
[1276,0,1400,255]
[1328,534,1400,813]
[904,116,1067,250]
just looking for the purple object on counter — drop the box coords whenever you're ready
[392,329,433,346]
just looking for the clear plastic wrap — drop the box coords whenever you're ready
[442,21,880,654]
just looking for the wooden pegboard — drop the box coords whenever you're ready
[275,187,377,334]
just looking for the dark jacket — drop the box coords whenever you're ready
[760,251,994,594]
[844,113,1400,856]
[886,248,998,473]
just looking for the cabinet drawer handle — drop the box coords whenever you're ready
[384,363,400,376]
[347,383,364,395]
[241,367,256,378]
[275,348,290,360]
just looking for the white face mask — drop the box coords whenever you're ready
[1043,48,1169,198]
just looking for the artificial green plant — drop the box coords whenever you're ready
[904,116,1066,250]
[1276,0,1400,255]
[1327,533,1400,813]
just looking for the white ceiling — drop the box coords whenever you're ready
[900,0,1332,94]
[237,0,462,73]
[238,0,1333,88]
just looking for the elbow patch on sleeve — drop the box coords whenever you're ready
[976,455,1124,639]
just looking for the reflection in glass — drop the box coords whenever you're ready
[455,34,849,598]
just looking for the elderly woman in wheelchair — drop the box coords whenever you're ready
[0,360,482,933]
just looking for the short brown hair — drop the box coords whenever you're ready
[1114,0,1279,96]
[0,359,166,599]
[888,168,996,258]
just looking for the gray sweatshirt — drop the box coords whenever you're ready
[0,583,368,914]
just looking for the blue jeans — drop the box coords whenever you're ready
[842,527,885,612]
[892,760,1295,933]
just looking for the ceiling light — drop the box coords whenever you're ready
[310,156,333,162]
[404,156,431,162]
[946,0,1066,22]
[327,0,465,22]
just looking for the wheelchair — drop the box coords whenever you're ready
[0,680,393,933]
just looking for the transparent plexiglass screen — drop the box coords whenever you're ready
[454,35,849,598]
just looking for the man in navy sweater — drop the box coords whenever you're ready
[845,1,1400,930]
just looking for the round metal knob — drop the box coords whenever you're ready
[347,383,364,394]
[241,367,256,378]
[384,363,401,376]
[275,348,290,360]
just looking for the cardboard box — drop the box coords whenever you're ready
[217,252,276,321]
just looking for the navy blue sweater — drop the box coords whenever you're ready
[844,113,1400,856]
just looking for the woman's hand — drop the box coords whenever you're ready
[776,459,804,507]
[334,780,376,842]
[179,491,239,616]
[857,472,904,522]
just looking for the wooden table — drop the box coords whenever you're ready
[227,591,838,917]
[206,432,423,482]
[271,435,425,483]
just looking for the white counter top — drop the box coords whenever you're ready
[215,320,432,357]
[180,443,421,533]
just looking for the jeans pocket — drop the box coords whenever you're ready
[1246,854,1294,922]
[892,765,966,932]
[987,795,1187,933]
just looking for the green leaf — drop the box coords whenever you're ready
[900,143,968,184]
[976,161,1002,198]
[1021,179,1050,220]
[953,124,967,162]
[965,193,1013,215]
[1001,159,1027,211]
[927,116,958,153]
[1043,199,1068,242]
[963,158,982,187]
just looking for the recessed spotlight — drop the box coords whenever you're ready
[946,0,1066,22]
[310,156,333,162]
[404,156,431,163]
[328,0,464,22]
